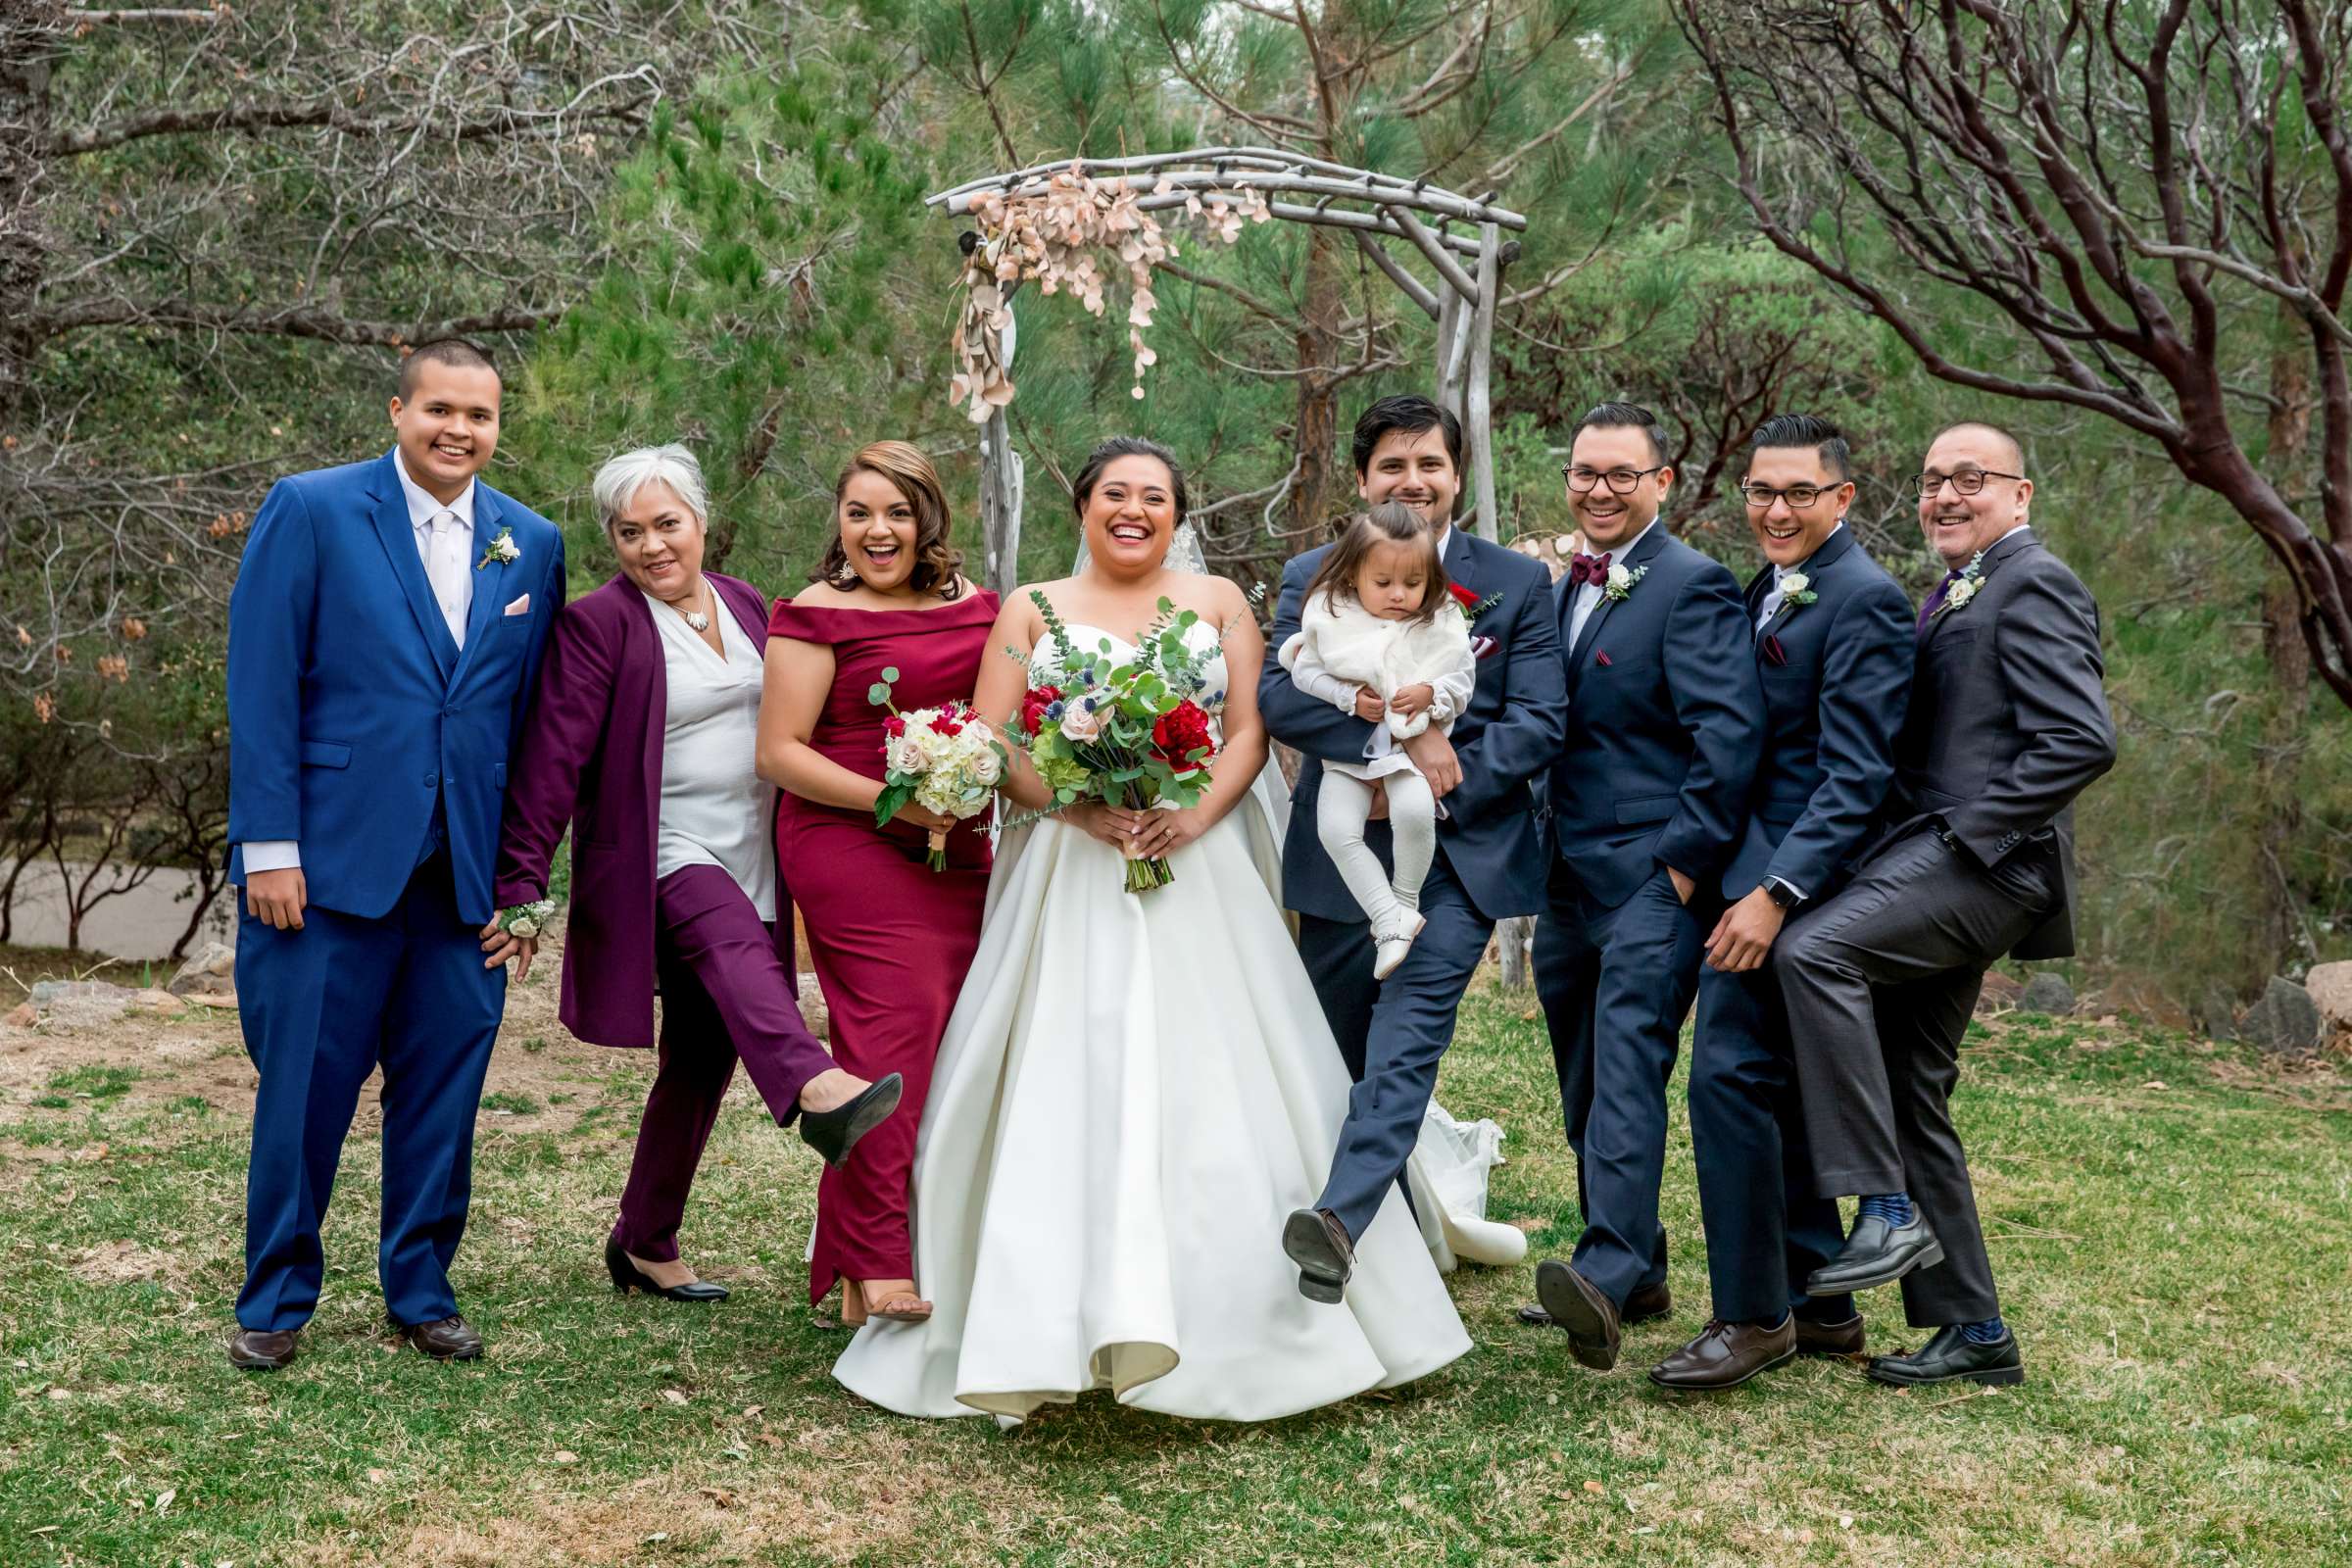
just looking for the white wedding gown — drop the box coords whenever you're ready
[832,621,1473,1423]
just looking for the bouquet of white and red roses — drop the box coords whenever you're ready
[869,668,1005,871]
[1006,591,1224,893]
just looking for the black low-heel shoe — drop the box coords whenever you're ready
[797,1072,904,1169]
[604,1237,729,1302]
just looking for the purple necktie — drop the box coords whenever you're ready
[1916,568,1963,639]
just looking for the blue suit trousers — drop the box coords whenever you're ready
[234,849,505,1331]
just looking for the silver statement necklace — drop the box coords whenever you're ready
[677,579,711,632]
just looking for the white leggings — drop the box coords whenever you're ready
[1316,769,1437,937]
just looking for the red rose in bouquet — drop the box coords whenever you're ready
[1019,684,1063,737]
[1151,699,1215,768]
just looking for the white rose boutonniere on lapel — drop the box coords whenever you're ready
[1934,550,1987,619]
[476,526,520,571]
[1778,569,1818,613]
[1603,562,1648,603]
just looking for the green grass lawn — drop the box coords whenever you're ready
[2,988,2347,1566]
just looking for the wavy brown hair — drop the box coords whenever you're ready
[1304,502,1451,626]
[812,440,964,600]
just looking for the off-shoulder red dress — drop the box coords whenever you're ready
[767,589,999,1303]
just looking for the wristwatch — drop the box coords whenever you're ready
[1763,877,1802,911]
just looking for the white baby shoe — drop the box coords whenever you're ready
[1373,910,1428,982]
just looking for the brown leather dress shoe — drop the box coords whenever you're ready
[1648,1317,1796,1391]
[1519,1277,1669,1330]
[227,1327,300,1371]
[398,1314,484,1360]
[1794,1312,1865,1358]
[1535,1260,1622,1370]
[1282,1208,1355,1304]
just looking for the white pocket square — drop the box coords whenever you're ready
[503,594,530,617]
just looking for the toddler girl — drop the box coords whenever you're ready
[1280,503,1477,979]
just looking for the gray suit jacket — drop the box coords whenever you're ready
[1891,526,2115,958]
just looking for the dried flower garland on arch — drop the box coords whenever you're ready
[949,163,1271,422]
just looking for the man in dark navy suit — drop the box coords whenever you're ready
[1649,416,1914,1391]
[1261,395,1567,1303]
[1527,403,1762,1373]
[223,341,565,1370]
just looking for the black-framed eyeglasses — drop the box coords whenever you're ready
[1912,467,2024,498]
[1561,464,1665,495]
[1739,481,1846,510]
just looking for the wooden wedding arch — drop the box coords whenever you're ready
[926,147,1528,595]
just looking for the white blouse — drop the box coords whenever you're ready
[643,588,775,920]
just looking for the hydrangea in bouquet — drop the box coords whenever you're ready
[1006,591,1225,894]
[868,667,1005,870]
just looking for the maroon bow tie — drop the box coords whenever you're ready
[1569,551,1613,588]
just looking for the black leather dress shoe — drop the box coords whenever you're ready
[605,1237,729,1301]
[1793,1312,1865,1357]
[227,1326,300,1371]
[1648,1317,1796,1391]
[1535,1260,1621,1371]
[1282,1208,1354,1303]
[798,1072,904,1169]
[1866,1324,2024,1387]
[398,1314,484,1360]
[1806,1213,1944,1296]
[1518,1278,1669,1329]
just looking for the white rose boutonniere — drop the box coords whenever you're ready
[1603,563,1648,602]
[1933,550,1987,620]
[1779,569,1818,611]
[476,526,520,571]
[496,898,556,939]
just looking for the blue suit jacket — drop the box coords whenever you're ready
[226,451,566,924]
[1548,523,1760,909]
[1261,528,1567,923]
[1721,527,1914,902]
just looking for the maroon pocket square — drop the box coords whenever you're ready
[1471,635,1498,661]
[1763,634,1788,667]
[1594,650,1613,667]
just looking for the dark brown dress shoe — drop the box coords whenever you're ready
[1519,1277,1669,1329]
[1648,1317,1796,1391]
[398,1314,484,1360]
[1794,1312,1865,1357]
[1535,1260,1621,1371]
[1282,1207,1355,1304]
[227,1327,300,1371]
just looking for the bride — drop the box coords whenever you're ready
[831,437,1471,1423]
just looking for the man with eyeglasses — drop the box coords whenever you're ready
[1524,403,1761,1375]
[1774,420,2114,1388]
[1650,415,1914,1391]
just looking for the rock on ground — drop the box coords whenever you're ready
[25,979,138,1031]
[2018,972,2076,1016]
[168,940,237,997]
[2245,976,2323,1058]
[2304,960,2352,1036]
[797,973,828,1042]
[1976,971,2024,1015]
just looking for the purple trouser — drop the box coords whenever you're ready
[612,864,834,1263]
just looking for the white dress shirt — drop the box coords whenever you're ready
[1757,521,1843,630]
[646,589,776,920]
[238,451,480,878]
[1567,517,1661,649]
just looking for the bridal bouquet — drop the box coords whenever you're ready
[868,670,1005,870]
[1006,592,1223,894]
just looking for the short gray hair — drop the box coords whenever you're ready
[594,444,710,531]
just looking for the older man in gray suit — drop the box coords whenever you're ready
[1775,420,2114,1388]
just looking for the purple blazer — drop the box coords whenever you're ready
[494,570,785,1049]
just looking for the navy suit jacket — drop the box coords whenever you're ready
[226,451,567,925]
[1722,526,1914,903]
[1261,528,1567,924]
[1548,523,1760,909]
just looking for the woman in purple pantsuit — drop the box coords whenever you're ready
[488,444,904,1302]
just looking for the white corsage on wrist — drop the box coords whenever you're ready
[496,898,556,939]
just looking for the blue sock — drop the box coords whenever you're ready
[1856,1193,1915,1227]
[1961,1315,2009,1345]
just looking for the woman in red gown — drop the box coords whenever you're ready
[758,441,998,1325]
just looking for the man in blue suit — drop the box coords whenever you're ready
[1263,395,1567,1302]
[224,339,565,1369]
[1528,402,1761,1372]
[1649,416,1914,1391]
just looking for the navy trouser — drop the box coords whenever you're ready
[1534,858,1701,1307]
[1690,960,1854,1327]
[235,849,503,1332]
[1301,855,1494,1242]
